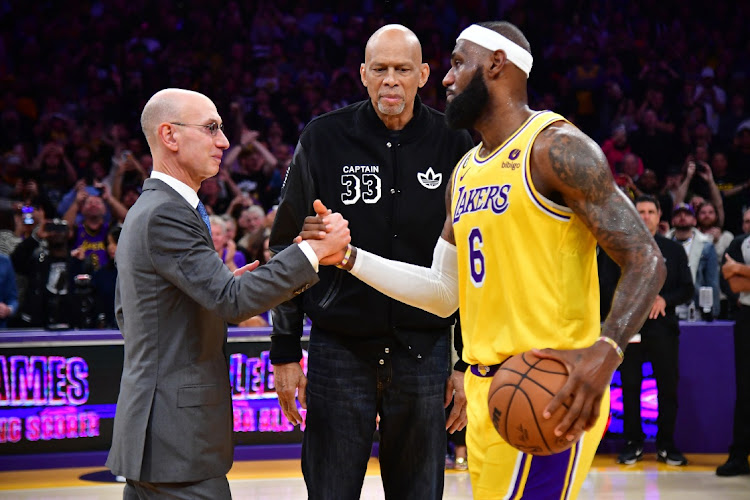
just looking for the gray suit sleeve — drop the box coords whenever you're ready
[149,201,318,324]
[114,275,124,330]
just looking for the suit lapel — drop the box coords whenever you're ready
[143,178,213,244]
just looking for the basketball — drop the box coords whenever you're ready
[487,351,580,456]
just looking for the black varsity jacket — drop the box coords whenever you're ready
[269,97,473,364]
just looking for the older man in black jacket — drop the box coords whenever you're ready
[270,25,473,500]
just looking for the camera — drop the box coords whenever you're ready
[21,205,34,225]
[74,274,96,329]
[44,218,69,233]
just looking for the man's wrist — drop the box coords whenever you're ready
[336,244,354,270]
[597,336,625,361]
[270,334,303,365]
[297,240,319,272]
[338,245,357,271]
[454,359,469,372]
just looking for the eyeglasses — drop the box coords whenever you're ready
[170,122,225,136]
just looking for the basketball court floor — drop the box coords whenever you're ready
[1,454,748,499]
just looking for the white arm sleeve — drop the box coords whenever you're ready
[349,237,459,318]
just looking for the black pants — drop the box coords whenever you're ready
[730,305,750,456]
[620,326,680,448]
[302,330,450,500]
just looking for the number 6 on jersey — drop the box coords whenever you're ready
[469,227,485,287]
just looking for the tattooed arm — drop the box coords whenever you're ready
[529,121,666,440]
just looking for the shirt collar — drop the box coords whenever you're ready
[150,170,200,208]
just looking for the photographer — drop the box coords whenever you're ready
[10,218,85,329]
[6,202,48,320]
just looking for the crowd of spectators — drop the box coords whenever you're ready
[1,0,750,328]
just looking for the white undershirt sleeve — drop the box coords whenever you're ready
[297,240,319,272]
[349,237,459,318]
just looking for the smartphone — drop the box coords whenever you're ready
[21,205,34,225]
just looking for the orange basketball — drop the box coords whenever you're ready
[487,351,580,456]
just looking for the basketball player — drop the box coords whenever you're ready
[301,22,665,499]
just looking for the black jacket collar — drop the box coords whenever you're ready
[358,95,430,144]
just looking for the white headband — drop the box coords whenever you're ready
[457,24,533,78]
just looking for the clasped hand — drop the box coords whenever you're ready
[295,200,350,265]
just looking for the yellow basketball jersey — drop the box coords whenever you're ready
[451,111,600,366]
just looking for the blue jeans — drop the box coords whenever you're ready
[302,329,450,500]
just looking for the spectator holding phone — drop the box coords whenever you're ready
[64,183,128,271]
[10,218,84,329]
[674,156,726,227]
[3,204,44,322]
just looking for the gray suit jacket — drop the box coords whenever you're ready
[106,178,318,482]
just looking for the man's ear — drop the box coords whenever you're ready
[418,62,430,88]
[487,50,508,79]
[360,63,367,87]
[159,123,179,152]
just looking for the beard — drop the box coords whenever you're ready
[445,68,489,130]
[377,98,406,116]
[697,216,715,231]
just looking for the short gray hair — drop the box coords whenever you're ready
[208,215,226,234]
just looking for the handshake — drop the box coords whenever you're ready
[296,199,354,268]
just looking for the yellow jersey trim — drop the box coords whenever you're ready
[521,113,573,220]
[473,111,544,164]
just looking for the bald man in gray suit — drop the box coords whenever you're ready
[106,88,350,499]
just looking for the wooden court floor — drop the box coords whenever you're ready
[1,454,749,499]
